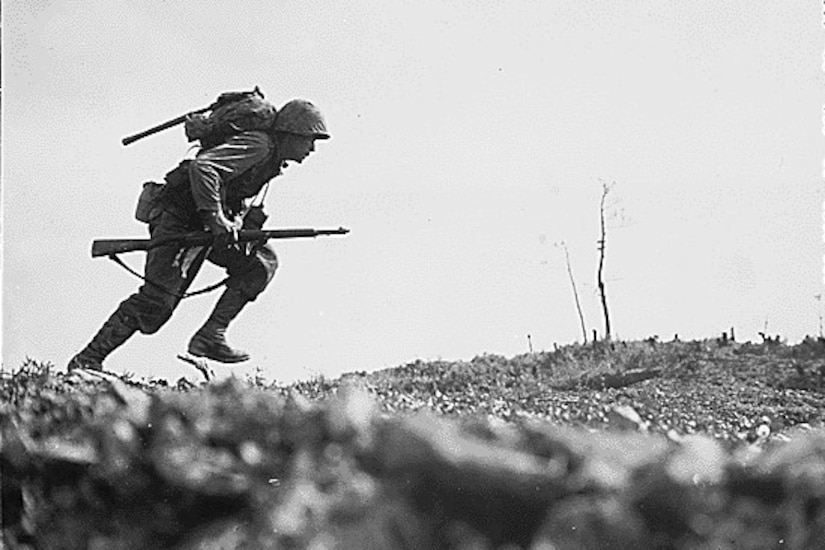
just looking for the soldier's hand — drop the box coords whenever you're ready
[200,210,242,249]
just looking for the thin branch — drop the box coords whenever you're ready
[559,241,588,343]
[597,182,612,340]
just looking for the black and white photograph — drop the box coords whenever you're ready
[2,2,824,548]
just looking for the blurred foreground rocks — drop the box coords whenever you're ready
[3,373,825,549]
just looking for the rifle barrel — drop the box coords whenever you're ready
[244,228,350,240]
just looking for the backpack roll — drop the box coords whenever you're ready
[184,88,277,149]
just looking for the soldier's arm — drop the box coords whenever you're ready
[188,131,273,213]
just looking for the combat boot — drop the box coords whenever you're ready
[68,308,137,371]
[187,288,251,363]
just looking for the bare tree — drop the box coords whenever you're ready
[597,182,613,340]
[557,241,588,343]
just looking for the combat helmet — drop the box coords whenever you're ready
[274,100,330,139]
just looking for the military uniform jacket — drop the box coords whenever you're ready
[162,130,283,223]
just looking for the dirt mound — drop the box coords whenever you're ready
[2,355,825,549]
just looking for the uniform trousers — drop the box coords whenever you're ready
[115,204,279,334]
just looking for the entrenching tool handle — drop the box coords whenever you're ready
[120,87,261,146]
[121,107,210,146]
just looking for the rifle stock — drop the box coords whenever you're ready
[91,228,350,258]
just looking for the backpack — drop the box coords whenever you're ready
[122,86,278,148]
[184,87,277,148]
[128,87,278,224]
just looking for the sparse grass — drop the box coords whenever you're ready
[3,337,825,548]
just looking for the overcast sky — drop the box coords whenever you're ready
[3,1,823,383]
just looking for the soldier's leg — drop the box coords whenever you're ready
[67,301,139,371]
[69,210,205,371]
[187,244,278,363]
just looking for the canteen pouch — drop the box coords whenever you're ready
[135,181,165,223]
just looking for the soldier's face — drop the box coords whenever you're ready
[280,134,317,164]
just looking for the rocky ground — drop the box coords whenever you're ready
[2,337,825,549]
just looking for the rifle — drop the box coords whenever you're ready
[91,227,350,258]
[121,87,263,146]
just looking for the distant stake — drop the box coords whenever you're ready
[527,334,534,353]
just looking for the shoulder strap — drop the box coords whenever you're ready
[107,253,228,299]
